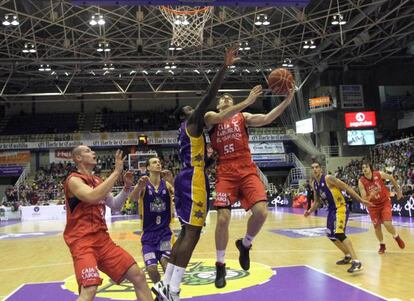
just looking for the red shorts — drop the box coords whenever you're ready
[368,200,392,226]
[213,161,267,210]
[69,232,136,288]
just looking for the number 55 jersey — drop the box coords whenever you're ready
[209,113,266,210]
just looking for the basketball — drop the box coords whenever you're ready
[268,68,294,95]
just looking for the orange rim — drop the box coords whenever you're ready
[159,6,212,15]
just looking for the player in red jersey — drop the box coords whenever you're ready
[64,145,153,301]
[358,160,405,254]
[205,87,295,288]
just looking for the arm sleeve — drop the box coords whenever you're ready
[105,187,134,210]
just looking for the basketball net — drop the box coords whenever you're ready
[159,6,213,48]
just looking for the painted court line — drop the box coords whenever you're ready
[305,265,388,300]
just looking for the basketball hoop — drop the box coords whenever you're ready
[159,6,213,48]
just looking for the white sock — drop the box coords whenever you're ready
[169,266,185,293]
[393,234,399,239]
[242,234,254,248]
[216,250,226,264]
[163,263,175,285]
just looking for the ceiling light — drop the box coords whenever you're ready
[44,64,51,71]
[97,41,110,52]
[168,70,174,75]
[193,69,200,74]
[38,64,45,71]
[303,41,310,49]
[243,69,250,73]
[90,14,105,26]
[3,14,19,26]
[169,43,182,51]
[156,70,162,75]
[255,14,270,26]
[239,41,251,51]
[65,72,70,76]
[51,71,56,75]
[23,42,36,53]
[10,15,19,26]
[103,70,109,75]
[142,70,148,75]
[89,71,96,76]
[130,70,137,75]
[331,13,346,26]
[282,58,293,68]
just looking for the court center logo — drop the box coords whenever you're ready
[63,259,274,299]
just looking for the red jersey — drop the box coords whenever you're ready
[359,171,390,205]
[209,113,252,163]
[63,172,108,246]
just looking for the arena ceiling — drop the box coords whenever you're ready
[0,0,413,102]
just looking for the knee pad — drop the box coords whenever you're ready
[334,233,347,242]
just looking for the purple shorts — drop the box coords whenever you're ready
[141,230,172,267]
[326,207,349,239]
[174,167,210,227]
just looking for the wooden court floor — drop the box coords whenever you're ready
[0,207,413,301]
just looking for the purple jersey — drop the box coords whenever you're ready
[139,179,172,241]
[177,121,207,168]
[313,174,346,212]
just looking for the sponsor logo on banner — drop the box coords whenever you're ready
[249,142,284,154]
[0,151,31,164]
[270,195,290,207]
[345,111,376,128]
[353,195,414,217]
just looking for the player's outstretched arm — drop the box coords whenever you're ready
[204,85,262,128]
[358,179,369,201]
[243,88,295,127]
[130,176,149,202]
[187,45,240,137]
[68,150,124,204]
[380,171,403,200]
[326,175,372,207]
[105,171,134,210]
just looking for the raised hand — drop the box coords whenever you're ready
[114,150,125,175]
[246,85,263,105]
[123,170,134,190]
[161,170,174,185]
[224,44,241,66]
[137,176,149,191]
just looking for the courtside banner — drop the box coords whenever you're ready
[0,151,31,164]
[345,111,377,128]
[352,195,414,218]
[249,142,285,154]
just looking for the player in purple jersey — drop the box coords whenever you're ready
[130,157,174,284]
[305,160,372,273]
[153,45,240,301]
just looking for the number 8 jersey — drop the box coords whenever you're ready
[209,113,252,163]
[138,179,173,242]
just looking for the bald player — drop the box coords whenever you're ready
[63,146,153,301]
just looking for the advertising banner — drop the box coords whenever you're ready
[0,151,31,164]
[345,111,377,128]
[0,165,24,176]
[352,195,414,218]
